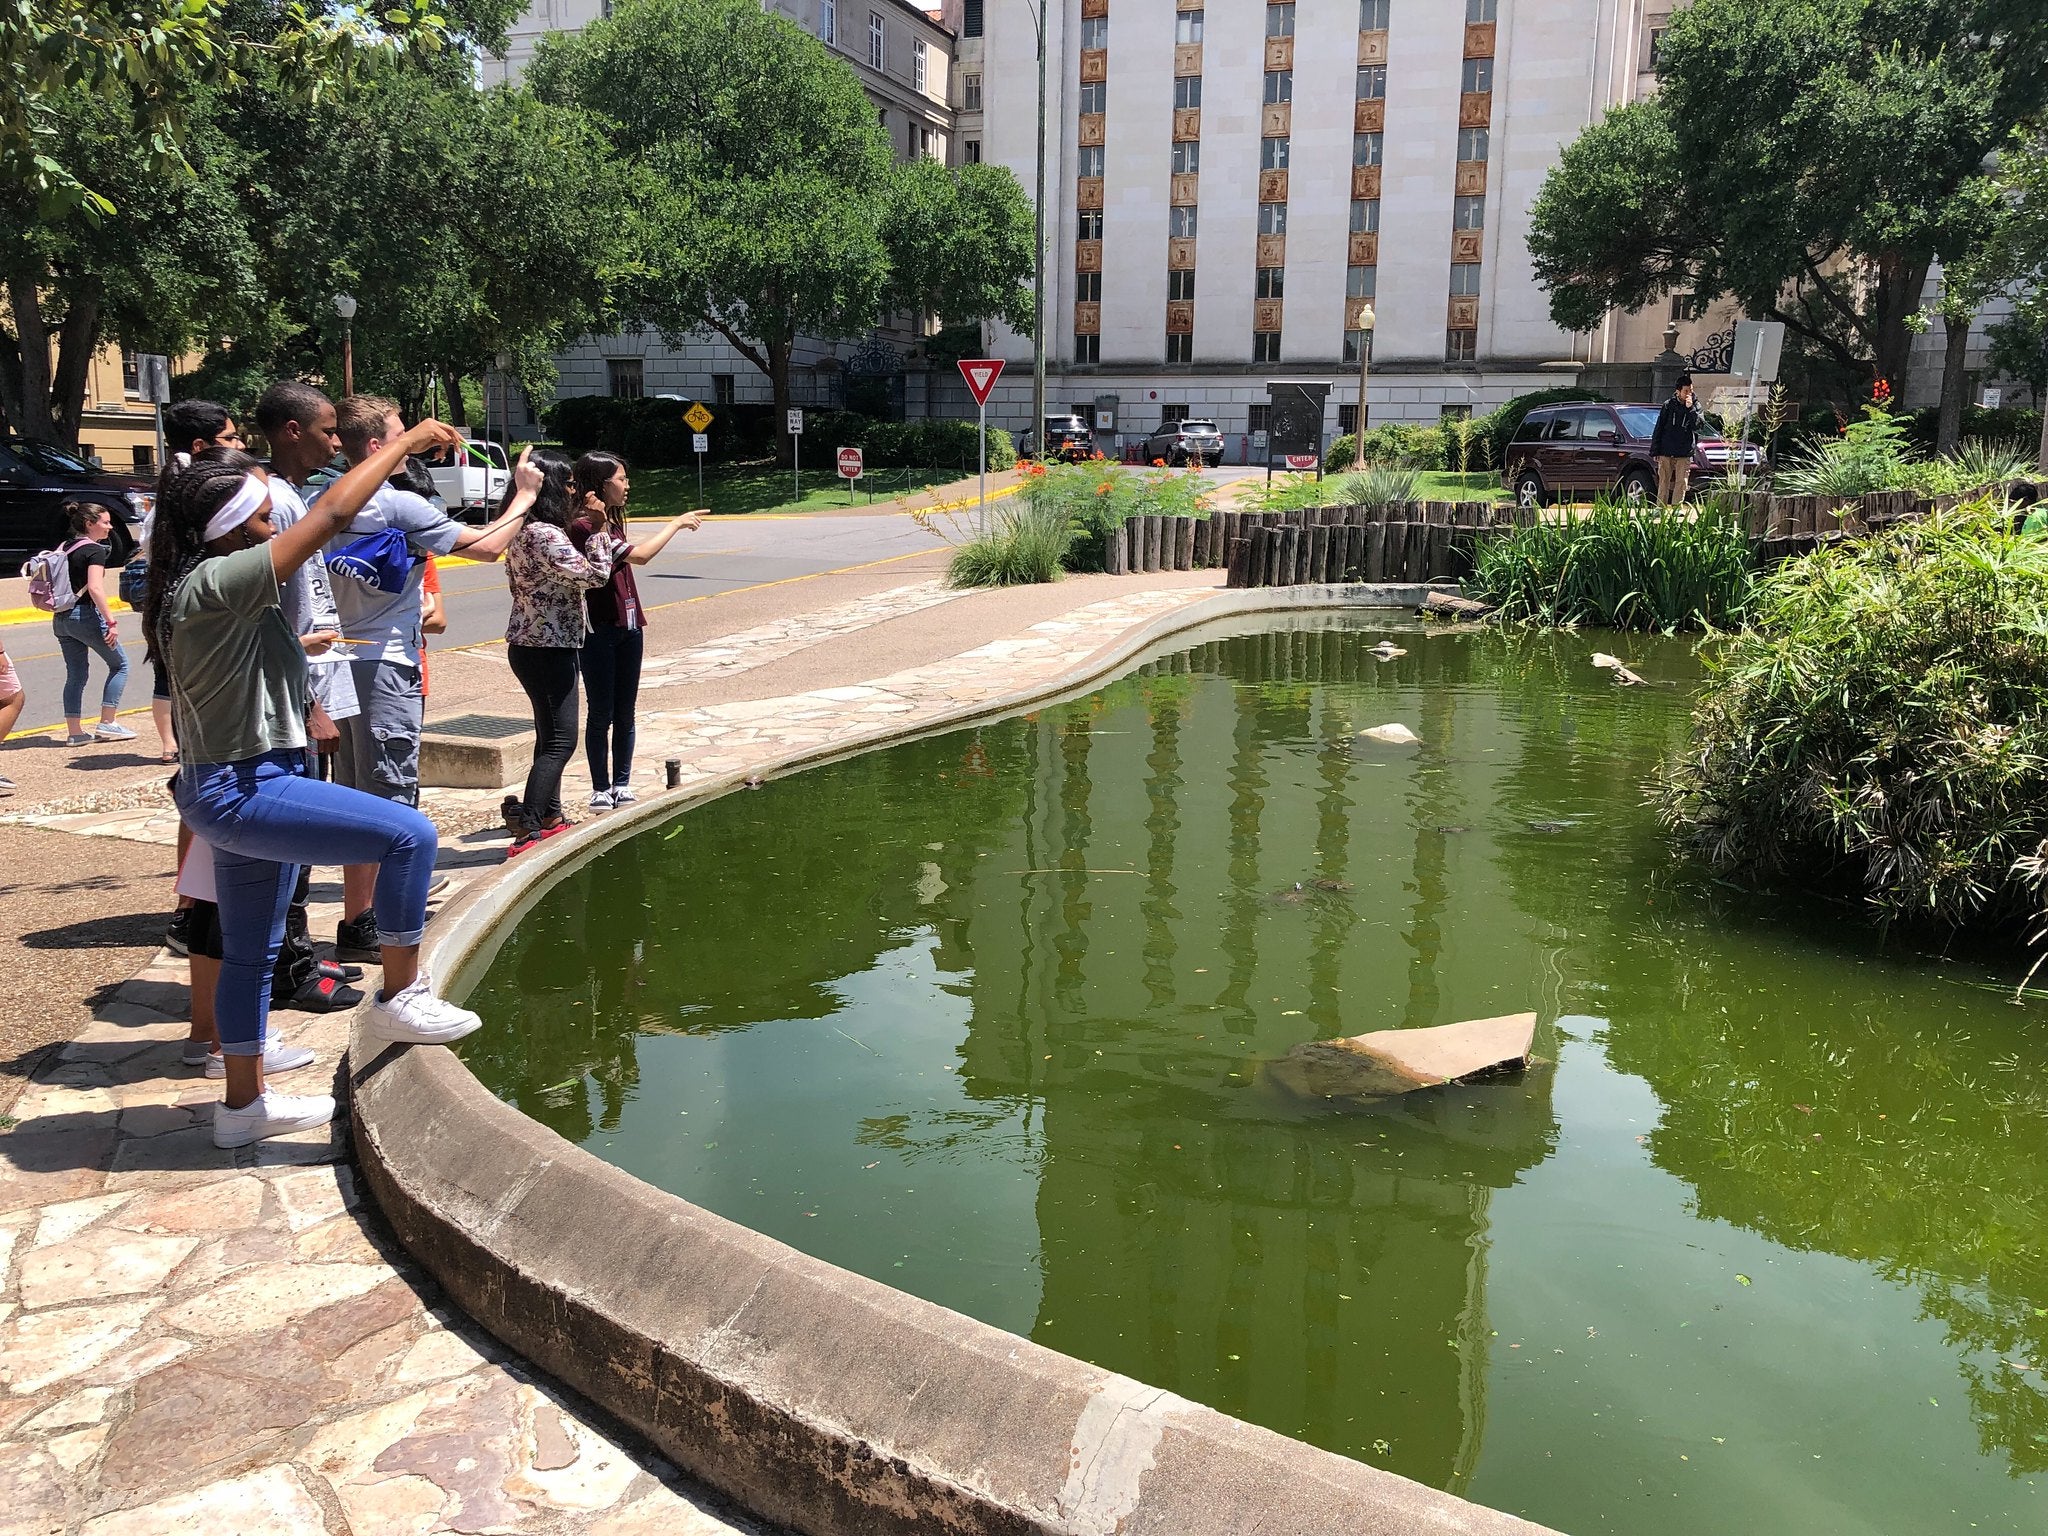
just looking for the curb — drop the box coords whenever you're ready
[350,582,1554,1536]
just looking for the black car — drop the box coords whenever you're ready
[1141,418,1225,467]
[1020,413,1095,463]
[0,438,152,563]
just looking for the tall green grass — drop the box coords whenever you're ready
[1468,498,1755,631]
[1658,497,2048,937]
[946,499,1074,587]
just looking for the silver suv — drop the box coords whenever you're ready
[1141,418,1224,467]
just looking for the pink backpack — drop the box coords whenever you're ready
[22,537,88,613]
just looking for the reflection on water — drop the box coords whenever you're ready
[461,617,2048,1534]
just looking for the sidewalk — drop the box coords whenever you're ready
[0,561,1225,1533]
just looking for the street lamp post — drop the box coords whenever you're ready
[1349,302,1376,471]
[332,293,357,397]
[1030,0,1047,454]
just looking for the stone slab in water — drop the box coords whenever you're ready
[1266,1012,1538,1102]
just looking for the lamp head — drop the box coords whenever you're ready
[1360,302,1377,332]
[332,293,357,321]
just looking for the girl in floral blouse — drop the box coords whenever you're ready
[500,448,620,854]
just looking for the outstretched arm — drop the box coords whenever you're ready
[271,421,464,585]
[626,508,706,566]
[450,447,537,561]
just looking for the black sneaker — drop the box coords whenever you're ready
[165,907,191,957]
[316,958,365,983]
[335,910,380,961]
[282,972,364,1013]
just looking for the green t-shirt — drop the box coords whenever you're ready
[169,545,310,764]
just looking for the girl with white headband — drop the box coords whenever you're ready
[143,420,486,1148]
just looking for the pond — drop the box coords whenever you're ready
[459,615,2048,1535]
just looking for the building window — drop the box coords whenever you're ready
[1441,403,1473,421]
[1450,262,1483,296]
[1263,70,1292,105]
[1078,145,1105,178]
[1338,405,1358,435]
[1170,205,1199,238]
[1343,329,1372,365]
[1350,198,1380,233]
[1080,15,1107,48]
[1466,0,1496,20]
[1078,209,1104,239]
[131,444,156,471]
[1161,403,1190,424]
[1266,2,1294,37]
[868,11,884,69]
[1347,265,1377,298]
[964,139,981,163]
[914,39,928,92]
[607,358,644,399]
[1353,132,1384,167]
[1463,57,1493,94]
[1174,76,1202,110]
[963,0,982,37]
[1249,404,1271,433]
[1261,136,1290,171]
[1075,332,1101,365]
[1459,127,1490,162]
[1454,194,1485,230]
[713,374,736,404]
[921,125,939,159]
[1167,269,1195,301]
[1360,0,1390,29]
[1176,9,1203,44]
[600,0,612,17]
[1253,331,1283,363]
[1171,140,1200,174]
[1257,266,1285,299]
[1076,271,1102,302]
[1357,64,1386,99]
[1166,333,1193,364]
[1446,329,1478,363]
[1648,27,1668,69]
[877,106,887,130]
[820,0,834,44]
[1080,80,1106,113]
[963,73,982,111]
[1258,202,1287,235]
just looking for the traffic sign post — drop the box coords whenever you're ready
[787,408,804,503]
[693,432,710,504]
[958,359,1006,533]
[837,445,864,505]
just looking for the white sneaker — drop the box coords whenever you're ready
[610,783,637,805]
[362,974,483,1046]
[182,1037,318,1077]
[587,788,615,811]
[212,1090,336,1149]
[92,722,137,742]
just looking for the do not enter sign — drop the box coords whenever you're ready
[837,446,864,480]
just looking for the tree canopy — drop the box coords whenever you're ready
[1528,0,2048,398]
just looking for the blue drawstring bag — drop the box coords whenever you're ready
[327,526,416,593]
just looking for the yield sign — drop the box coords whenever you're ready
[957,357,1005,406]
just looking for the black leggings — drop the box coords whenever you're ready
[508,643,580,822]
[579,624,644,791]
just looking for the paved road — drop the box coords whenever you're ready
[1,512,947,739]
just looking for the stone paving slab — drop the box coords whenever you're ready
[0,574,1246,1535]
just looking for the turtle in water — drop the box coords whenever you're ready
[1267,878,1355,906]
[1525,818,1579,834]
[1368,640,1407,661]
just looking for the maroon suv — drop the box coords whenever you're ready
[1502,403,1764,508]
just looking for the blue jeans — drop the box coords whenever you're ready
[176,749,438,1054]
[53,606,128,719]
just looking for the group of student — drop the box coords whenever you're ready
[125,380,700,1150]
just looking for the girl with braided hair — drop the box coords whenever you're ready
[146,419,487,1149]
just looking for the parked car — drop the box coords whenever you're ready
[0,437,151,564]
[1141,418,1225,467]
[1019,413,1095,463]
[1501,403,1766,508]
[420,439,511,521]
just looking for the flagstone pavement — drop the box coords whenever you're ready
[0,576,1227,1534]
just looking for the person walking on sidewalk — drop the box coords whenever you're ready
[567,451,702,810]
[145,420,487,1151]
[502,451,618,854]
[1652,374,1705,507]
[49,501,135,745]
[319,395,526,958]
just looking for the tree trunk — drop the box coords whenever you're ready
[1935,308,1972,457]
[441,371,469,428]
[5,271,61,443]
[767,333,794,467]
[51,282,103,450]
[2038,394,2048,476]
[1871,253,1932,403]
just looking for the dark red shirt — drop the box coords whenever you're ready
[568,515,643,631]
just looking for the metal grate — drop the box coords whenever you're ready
[423,714,530,741]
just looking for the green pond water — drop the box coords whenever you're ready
[460,615,2048,1535]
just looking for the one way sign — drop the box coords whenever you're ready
[957,358,1005,406]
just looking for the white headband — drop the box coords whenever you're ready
[203,474,269,543]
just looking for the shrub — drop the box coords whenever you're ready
[1657,499,2048,935]
[1902,403,2045,456]
[947,498,1073,587]
[1334,465,1419,511]
[1772,405,1915,496]
[1468,497,1754,631]
[1029,463,1213,572]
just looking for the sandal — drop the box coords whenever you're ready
[500,794,532,841]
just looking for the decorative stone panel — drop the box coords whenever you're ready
[1175,42,1202,76]
[1174,108,1203,141]
[1254,299,1284,334]
[1081,49,1108,83]
[1168,237,1198,270]
[1465,21,1496,56]
[1262,103,1291,136]
[1350,165,1381,199]
[1078,177,1104,210]
[1451,229,1483,263]
[1080,113,1106,147]
[1448,296,1481,328]
[1258,169,1288,202]
[1171,172,1200,205]
[1358,30,1388,65]
[1459,92,1492,129]
[1454,161,1487,197]
[1076,239,1103,273]
[1349,232,1380,266]
[1354,99,1385,134]
[1166,301,1195,334]
[1075,302,1101,335]
[1256,233,1286,267]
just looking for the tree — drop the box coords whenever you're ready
[1529,0,2048,403]
[531,0,894,461]
[883,158,1036,339]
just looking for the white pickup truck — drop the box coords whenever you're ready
[421,440,510,521]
